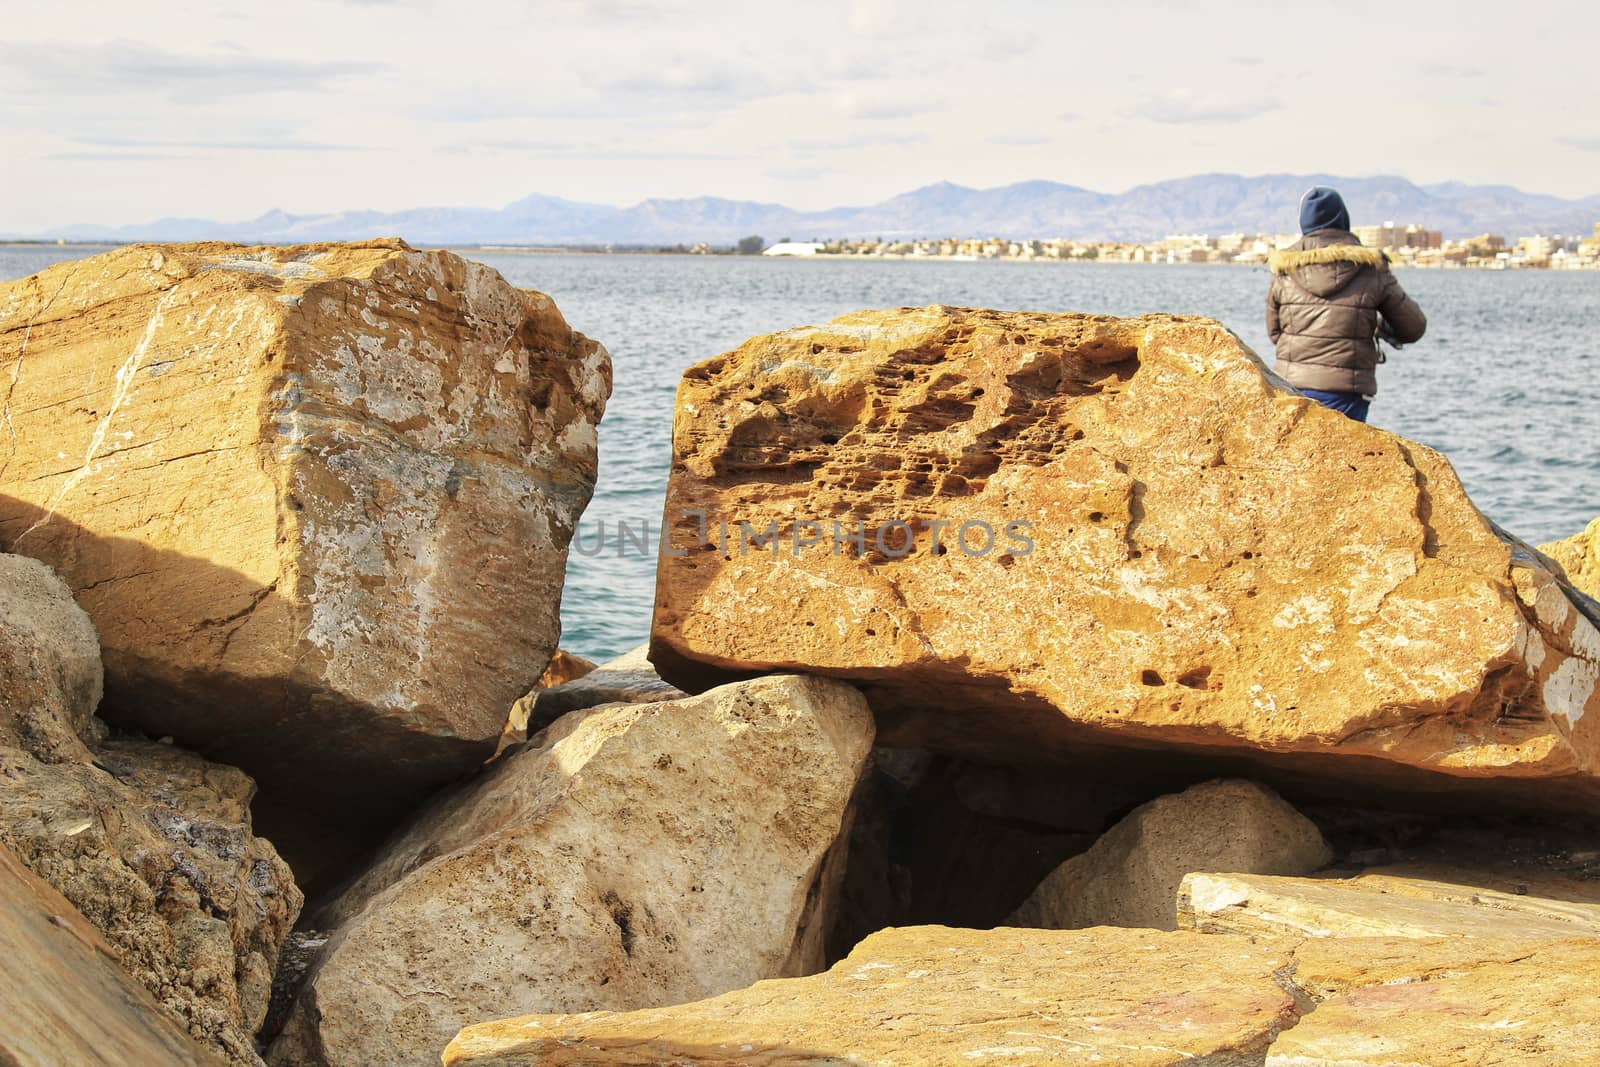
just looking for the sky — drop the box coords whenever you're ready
[4,0,1599,233]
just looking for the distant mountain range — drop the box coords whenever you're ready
[22,174,1600,246]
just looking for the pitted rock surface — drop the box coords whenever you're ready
[653,308,1600,805]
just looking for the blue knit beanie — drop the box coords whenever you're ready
[1299,186,1350,234]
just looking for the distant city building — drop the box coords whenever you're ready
[791,222,1598,270]
[1518,235,1558,261]
[1352,222,1440,251]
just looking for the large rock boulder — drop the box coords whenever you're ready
[1542,515,1600,601]
[1181,866,1600,941]
[0,552,301,1065]
[1009,779,1331,930]
[0,842,223,1067]
[1,739,302,1065]
[651,308,1600,807]
[0,241,611,868]
[271,675,874,1067]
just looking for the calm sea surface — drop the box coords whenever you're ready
[4,245,1598,661]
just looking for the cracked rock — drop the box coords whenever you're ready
[1541,514,1600,601]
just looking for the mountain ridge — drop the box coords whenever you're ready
[20,174,1600,246]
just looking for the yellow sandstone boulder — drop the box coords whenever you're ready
[0,241,610,867]
[1269,936,1600,1065]
[651,308,1600,806]
[1541,515,1600,601]
[441,926,1600,1066]
[443,925,1304,1066]
[0,552,300,1065]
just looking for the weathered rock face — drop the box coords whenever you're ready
[1009,779,1331,930]
[1,739,302,1064]
[1542,515,1600,601]
[0,843,223,1067]
[443,925,1306,1066]
[652,308,1600,806]
[1181,866,1600,941]
[0,241,611,867]
[271,675,874,1067]
[0,552,301,1064]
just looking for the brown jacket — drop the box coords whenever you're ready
[1266,230,1426,395]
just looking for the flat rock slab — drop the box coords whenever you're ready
[0,241,610,869]
[651,308,1600,807]
[1271,937,1600,1065]
[444,926,1600,1067]
[0,843,222,1067]
[1181,867,1600,940]
[443,925,1304,1066]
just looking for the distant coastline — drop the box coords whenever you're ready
[7,238,1594,272]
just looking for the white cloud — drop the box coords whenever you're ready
[1133,90,1282,125]
[3,0,1599,231]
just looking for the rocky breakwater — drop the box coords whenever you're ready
[0,240,611,872]
[652,307,1600,806]
[1,551,299,1064]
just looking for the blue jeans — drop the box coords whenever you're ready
[1300,388,1370,423]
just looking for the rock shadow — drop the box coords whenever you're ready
[0,495,501,893]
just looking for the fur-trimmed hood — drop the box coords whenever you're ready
[1268,243,1387,274]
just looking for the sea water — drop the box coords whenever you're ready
[4,246,1597,661]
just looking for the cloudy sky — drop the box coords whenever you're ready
[4,0,1597,232]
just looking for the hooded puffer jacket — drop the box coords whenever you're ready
[1266,229,1426,395]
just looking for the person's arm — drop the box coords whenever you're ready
[1266,276,1282,344]
[1377,271,1426,345]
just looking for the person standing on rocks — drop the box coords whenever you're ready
[1265,186,1427,422]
